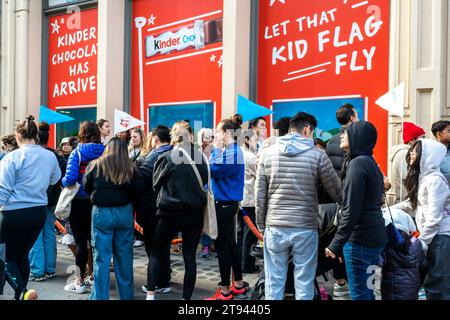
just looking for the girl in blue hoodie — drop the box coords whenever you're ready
[62,121,105,294]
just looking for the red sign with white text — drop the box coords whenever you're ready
[47,8,98,109]
[131,0,223,128]
[258,0,390,172]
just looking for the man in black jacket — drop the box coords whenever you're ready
[137,126,174,295]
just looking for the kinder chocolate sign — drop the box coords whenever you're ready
[146,20,205,57]
[47,8,98,108]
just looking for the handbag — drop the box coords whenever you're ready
[54,149,82,220]
[176,147,218,240]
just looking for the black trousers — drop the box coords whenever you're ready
[148,212,203,300]
[0,206,47,298]
[68,198,93,279]
[140,215,171,289]
[237,207,258,272]
[425,235,450,300]
[215,201,243,287]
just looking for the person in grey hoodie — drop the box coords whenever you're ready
[256,112,342,300]
[0,116,61,300]
[394,138,450,300]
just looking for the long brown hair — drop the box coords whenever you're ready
[90,137,137,185]
[405,140,422,210]
[79,121,101,144]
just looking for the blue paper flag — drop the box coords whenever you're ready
[237,95,273,122]
[39,106,75,125]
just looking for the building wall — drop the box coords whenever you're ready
[0,0,449,159]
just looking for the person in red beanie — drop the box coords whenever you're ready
[389,122,426,204]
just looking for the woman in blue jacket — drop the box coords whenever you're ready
[207,119,247,300]
[62,121,104,294]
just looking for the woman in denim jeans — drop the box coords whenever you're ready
[326,122,388,300]
[83,138,143,300]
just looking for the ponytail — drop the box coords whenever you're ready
[16,115,38,142]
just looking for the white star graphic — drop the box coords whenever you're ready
[51,20,60,34]
[148,14,157,26]
[270,0,286,6]
[210,54,216,62]
[217,55,223,68]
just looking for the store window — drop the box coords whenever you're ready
[272,97,365,141]
[48,0,90,8]
[149,102,214,132]
[55,107,97,145]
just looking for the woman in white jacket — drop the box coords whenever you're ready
[394,138,450,300]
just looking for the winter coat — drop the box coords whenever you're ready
[389,144,410,204]
[255,133,342,231]
[381,234,426,300]
[153,143,208,215]
[393,139,450,252]
[241,149,257,208]
[83,164,145,208]
[62,143,105,198]
[440,147,450,186]
[210,143,245,202]
[46,148,67,207]
[137,145,173,220]
[325,128,346,175]
[328,122,388,255]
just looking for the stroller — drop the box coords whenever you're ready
[250,204,340,300]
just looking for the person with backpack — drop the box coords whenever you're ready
[325,121,388,300]
[83,138,144,300]
[62,121,105,294]
[146,121,208,301]
[29,122,67,282]
[138,126,173,295]
[393,139,450,300]
[0,116,61,300]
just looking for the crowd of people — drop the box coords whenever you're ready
[0,104,449,301]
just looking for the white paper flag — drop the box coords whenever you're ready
[114,109,145,134]
[375,83,405,117]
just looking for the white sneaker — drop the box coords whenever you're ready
[146,294,155,301]
[141,285,171,294]
[64,281,87,294]
[133,240,145,248]
[83,276,94,290]
[333,283,351,297]
[156,287,172,294]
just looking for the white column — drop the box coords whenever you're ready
[221,0,251,119]
[28,0,42,118]
[14,0,30,122]
[97,0,125,131]
[0,0,16,134]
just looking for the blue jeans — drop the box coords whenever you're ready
[29,207,57,276]
[343,242,384,300]
[264,227,318,300]
[90,204,134,300]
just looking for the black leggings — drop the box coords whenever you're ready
[141,215,171,289]
[215,202,242,287]
[0,206,47,299]
[148,212,202,300]
[68,198,93,279]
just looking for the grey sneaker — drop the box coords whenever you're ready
[333,283,351,297]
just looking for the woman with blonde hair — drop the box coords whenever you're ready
[83,137,144,300]
[147,121,208,300]
[129,128,146,163]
